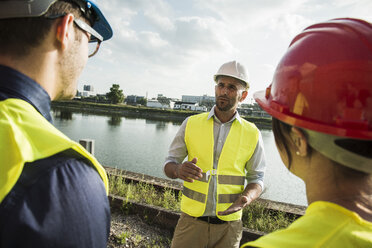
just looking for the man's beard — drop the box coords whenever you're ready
[57,36,85,100]
[216,97,234,111]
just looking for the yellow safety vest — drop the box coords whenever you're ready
[0,99,108,203]
[182,112,259,221]
[241,201,372,248]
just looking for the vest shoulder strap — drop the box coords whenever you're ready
[0,99,108,203]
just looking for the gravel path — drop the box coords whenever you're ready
[108,211,173,248]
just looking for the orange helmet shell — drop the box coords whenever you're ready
[254,18,372,139]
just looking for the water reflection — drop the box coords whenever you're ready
[107,115,122,126]
[145,119,168,130]
[54,110,73,120]
[145,119,158,125]
[123,115,138,120]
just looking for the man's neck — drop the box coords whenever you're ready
[214,107,236,123]
[0,52,57,100]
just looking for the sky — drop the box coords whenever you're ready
[79,0,372,103]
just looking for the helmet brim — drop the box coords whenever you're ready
[214,74,249,89]
[89,1,112,41]
[254,90,372,140]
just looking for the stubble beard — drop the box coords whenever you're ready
[216,95,235,112]
[216,101,233,112]
[56,33,86,100]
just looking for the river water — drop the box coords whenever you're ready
[53,110,307,206]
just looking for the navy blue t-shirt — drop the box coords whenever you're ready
[0,65,110,248]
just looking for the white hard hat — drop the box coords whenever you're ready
[214,61,249,89]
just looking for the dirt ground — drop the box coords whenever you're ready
[108,211,173,248]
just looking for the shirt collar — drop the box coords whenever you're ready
[0,65,52,123]
[208,105,242,124]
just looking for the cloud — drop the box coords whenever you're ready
[81,0,372,100]
[334,0,372,22]
[196,0,308,28]
[93,1,236,73]
[144,11,175,31]
[268,14,312,39]
[169,16,233,54]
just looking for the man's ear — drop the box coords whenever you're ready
[239,90,248,102]
[55,14,75,51]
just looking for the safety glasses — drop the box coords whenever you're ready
[73,18,102,57]
[45,13,103,57]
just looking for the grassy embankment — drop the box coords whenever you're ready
[52,100,272,129]
[109,174,297,234]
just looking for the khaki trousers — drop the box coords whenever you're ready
[171,213,243,248]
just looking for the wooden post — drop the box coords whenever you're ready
[79,139,95,156]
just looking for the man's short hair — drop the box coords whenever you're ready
[0,0,85,58]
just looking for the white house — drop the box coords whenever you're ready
[146,99,174,109]
[174,101,207,111]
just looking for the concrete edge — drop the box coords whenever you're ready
[109,195,265,244]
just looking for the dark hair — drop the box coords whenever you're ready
[0,0,84,58]
[272,117,369,178]
[272,118,295,169]
[334,139,371,179]
[335,139,372,159]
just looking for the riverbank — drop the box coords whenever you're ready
[106,167,306,217]
[51,100,272,129]
[107,168,306,247]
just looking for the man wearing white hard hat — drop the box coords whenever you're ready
[164,61,266,247]
[0,0,113,247]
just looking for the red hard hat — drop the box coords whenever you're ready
[254,18,372,140]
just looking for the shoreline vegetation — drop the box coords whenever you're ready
[106,169,305,234]
[51,100,272,129]
[109,173,298,234]
[106,169,302,247]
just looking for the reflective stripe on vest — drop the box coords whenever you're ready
[0,99,108,203]
[182,112,259,221]
[196,173,246,185]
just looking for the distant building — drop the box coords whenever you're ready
[182,95,199,103]
[81,91,90,97]
[146,99,174,109]
[81,84,95,97]
[237,107,253,116]
[174,101,207,112]
[126,95,145,105]
[83,85,94,91]
[251,110,271,118]
[182,94,215,105]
